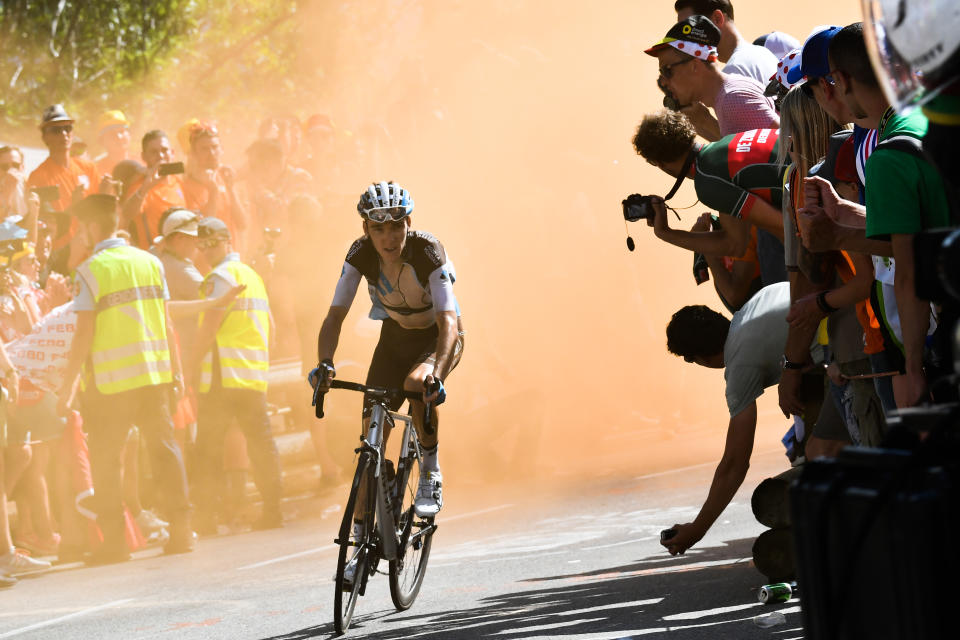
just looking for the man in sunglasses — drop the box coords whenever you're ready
[26,105,101,232]
[646,15,778,142]
[313,181,464,519]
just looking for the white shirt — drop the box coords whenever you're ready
[724,42,779,84]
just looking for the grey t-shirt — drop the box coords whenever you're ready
[723,282,790,417]
[724,42,779,85]
[159,250,204,302]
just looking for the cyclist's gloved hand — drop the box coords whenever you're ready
[424,376,446,406]
[308,359,336,390]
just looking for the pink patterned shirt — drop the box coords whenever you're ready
[714,73,780,138]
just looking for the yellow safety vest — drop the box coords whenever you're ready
[199,257,270,393]
[77,244,172,394]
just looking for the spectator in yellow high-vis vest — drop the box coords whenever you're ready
[57,194,194,563]
[187,217,283,532]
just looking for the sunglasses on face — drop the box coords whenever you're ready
[659,57,695,80]
[46,124,73,135]
[365,207,409,224]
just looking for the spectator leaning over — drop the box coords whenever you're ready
[57,194,194,563]
[186,218,283,533]
[658,284,847,556]
[673,1,778,83]
[122,130,188,250]
[647,15,779,142]
[0,146,28,217]
[0,340,51,585]
[816,23,952,408]
[26,105,101,249]
[633,110,787,287]
[183,122,247,253]
[94,110,133,177]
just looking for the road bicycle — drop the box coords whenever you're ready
[313,379,438,635]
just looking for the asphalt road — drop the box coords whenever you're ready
[0,450,803,639]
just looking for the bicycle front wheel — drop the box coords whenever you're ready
[388,442,434,610]
[334,455,375,635]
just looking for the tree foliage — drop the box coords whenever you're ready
[0,0,307,143]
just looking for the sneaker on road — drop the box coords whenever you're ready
[0,551,52,576]
[14,532,60,557]
[338,555,358,589]
[414,471,443,518]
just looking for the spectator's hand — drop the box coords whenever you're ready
[796,207,842,252]
[648,196,669,236]
[679,102,721,140]
[893,370,929,408]
[825,361,845,387]
[690,212,712,233]
[801,176,866,228]
[218,165,236,190]
[201,169,219,192]
[786,292,827,333]
[661,522,703,555]
[778,367,805,418]
[141,166,163,193]
[26,190,40,217]
[43,272,72,307]
[98,174,121,196]
[423,375,446,406]
[212,283,246,307]
[3,369,18,405]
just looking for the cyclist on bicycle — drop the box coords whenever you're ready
[312,181,464,519]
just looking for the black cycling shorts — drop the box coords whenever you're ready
[364,317,463,412]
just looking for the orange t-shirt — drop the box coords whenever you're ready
[124,175,187,249]
[183,173,243,241]
[27,156,100,248]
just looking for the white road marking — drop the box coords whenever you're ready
[0,599,134,638]
[581,536,656,550]
[478,550,568,564]
[441,503,514,523]
[663,602,762,620]
[555,598,664,616]
[490,617,606,635]
[236,544,336,571]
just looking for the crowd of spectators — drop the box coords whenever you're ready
[0,97,350,586]
[632,1,957,558]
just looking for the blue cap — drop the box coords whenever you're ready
[786,26,842,85]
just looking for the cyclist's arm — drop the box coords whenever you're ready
[428,267,459,381]
[317,262,361,362]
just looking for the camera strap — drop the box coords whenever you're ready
[663,147,697,202]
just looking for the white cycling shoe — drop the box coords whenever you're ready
[414,470,443,518]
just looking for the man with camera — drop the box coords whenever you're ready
[631,109,787,289]
[122,130,188,249]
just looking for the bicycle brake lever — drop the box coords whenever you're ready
[312,379,325,419]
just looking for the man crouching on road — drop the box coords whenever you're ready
[659,282,849,555]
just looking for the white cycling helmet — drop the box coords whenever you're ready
[357,181,414,222]
[863,0,960,112]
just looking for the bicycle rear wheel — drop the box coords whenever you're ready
[334,455,375,635]
[388,440,434,610]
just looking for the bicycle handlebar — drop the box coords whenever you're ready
[312,379,434,432]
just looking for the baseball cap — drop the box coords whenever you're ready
[40,104,73,128]
[198,216,230,242]
[786,25,843,85]
[97,110,130,134]
[161,209,199,238]
[809,130,858,185]
[645,15,721,61]
[765,48,804,96]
